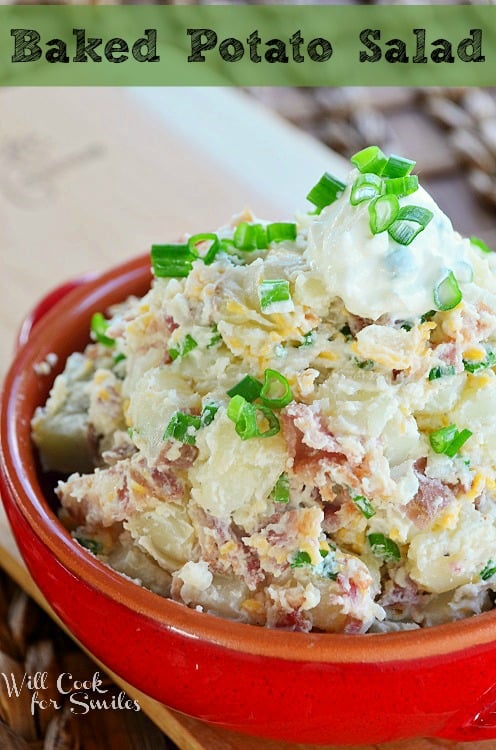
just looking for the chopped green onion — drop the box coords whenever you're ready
[151,243,197,278]
[470,236,493,254]
[75,537,103,555]
[90,312,115,348]
[295,331,315,347]
[113,352,126,364]
[368,194,399,234]
[271,473,290,503]
[434,271,462,311]
[168,333,198,361]
[207,324,222,348]
[291,550,312,568]
[463,350,496,373]
[306,172,346,213]
[350,173,383,206]
[340,324,353,341]
[164,411,201,445]
[233,222,267,251]
[368,533,401,562]
[258,279,294,314]
[428,365,456,381]
[351,145,387,175]
[353,495,376,519]
[420,310,436,323]
[388,205,434,245]
[355,358,375,370]
[429,424,472,457]
[315,549,338,580]
[481,560,496,581]
[266,223,297,243]
[260,369,293,409]
[400,322,413,331]
[188,233,220,265]
[226,375,263,402]
[227,395,280,440]
[384,175,419,197]
[382,154,416,178]
[200,403,218,427]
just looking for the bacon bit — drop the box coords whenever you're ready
[348,314,373,336]
[129,458,183,503]
[406,462,454,529]
[156,443,198,470]
[281,404,346,477]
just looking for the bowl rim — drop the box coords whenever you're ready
[2,252,496,665]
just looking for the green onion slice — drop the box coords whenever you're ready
[168,333,198,361]
[75,537,103,555]
[258,279,293,314]
[481,560,496,581]
[164,411,201,445]
[444,428,472,458]
[463,350,496,373]
[470,236,493,254]
[307,172,346,213]
[260,369,293,409]
[351,145,387,175]
[388,205,434,246]
[429,424,472,457]
[207,324,222,349]
[200,402,218,427]
[353,495,376,519]
[226,375,263,402]
[434,270,462,311]
[151,243,197,278]
[291,550,312,568]
[91,312,115,348]
[266,223,297,243]
[233,222,268,251]
[350,173,383,206]
[368,194,399,235]
[384,175,419,197]
[113,352,126,364]
[382,154,416,178]
[188,233,220,265]
[428,365,456,381]
[368,533,401,562]
[227,395,280,440]
[271,473,290,503]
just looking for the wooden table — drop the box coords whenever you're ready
[0,87,494,750]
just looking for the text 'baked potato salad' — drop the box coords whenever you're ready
[33,146,496,633]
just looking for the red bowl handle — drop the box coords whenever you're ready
[16,273,98,353]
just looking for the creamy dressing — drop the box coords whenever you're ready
[305,170,473,321]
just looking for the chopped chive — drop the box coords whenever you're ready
[233,222,268,251]
[388,205,433,246]
[271,473,290,503]
[463,350,496,373]
[434,271,462,311]
[188,233,220,265]
[353,495,376,519]
[400,322,413,331]
[368,533,401,562]
[368,194,399,234]
[429,424,472,457]
[382,154,416,178]
[207,324,222,348]
[258,279,294,314]
[296,331,315,347]
[75,537,103,555]
[266,223,297,243]
[113,352,126,364]
[306,172,346,213]
[351,145,387,175]
[151,243,197,278]
[226,375,263,402]
[350,173,383,206]
[384,175,419,197]
[168,333,198,361]
[90,312,115,348]
[355,358,375,370]
[200,402,218,427]
[470,236,493,254]
[481,560,496,581]
[227,395,280,440]
[260,369,293,409]
[420,310,436,323]
[428,365,456,381]
[291,550,312,568]
[164,411,202,445]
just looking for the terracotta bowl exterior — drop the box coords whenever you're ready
[2,255,496,745]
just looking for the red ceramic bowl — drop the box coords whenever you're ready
[3,254,496,746]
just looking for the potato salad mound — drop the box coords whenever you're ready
[32,147,496,633]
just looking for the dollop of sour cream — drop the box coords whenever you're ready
[304,169,473,321]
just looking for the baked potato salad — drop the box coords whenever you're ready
[32,147,496,633]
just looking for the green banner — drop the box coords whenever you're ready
[0,4,495,86]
